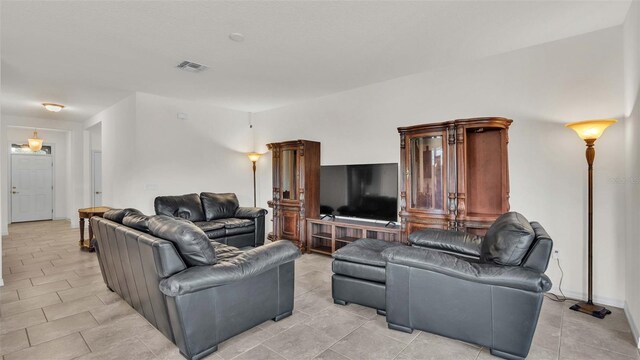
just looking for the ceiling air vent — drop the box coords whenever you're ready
[176,60,209,73]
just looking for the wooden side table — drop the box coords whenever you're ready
[78,206,111,252]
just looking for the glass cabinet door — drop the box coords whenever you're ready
[280,149,298,200]
[410,135,444,211]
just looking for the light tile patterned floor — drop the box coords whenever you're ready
[1,220,639,360]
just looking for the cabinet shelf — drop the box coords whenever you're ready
[335,236,359,243]
[306,218,402,255]
[308,245,332,255]
[312,232,332,240]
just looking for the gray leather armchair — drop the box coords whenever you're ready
[382,212,553,360]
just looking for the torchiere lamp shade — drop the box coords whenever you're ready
[247,153,262,207]
[247,153,262,162]
[566,119,617,141]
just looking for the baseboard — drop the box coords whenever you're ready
[548,286,625,308]
[0,278,4,287]
[624,302,640,349]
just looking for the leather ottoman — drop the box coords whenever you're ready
[331,238,404,315]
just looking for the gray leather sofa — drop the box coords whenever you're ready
[92,208,300,360]
[382,212,553,360]
[154,192,266,248]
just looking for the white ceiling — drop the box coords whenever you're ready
[1,1,632,122]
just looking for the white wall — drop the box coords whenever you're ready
[87,93,254,215]
[90,123,102,151]
[624,0,640,346]
[0,110,3,285]
[254,27,627,306]
[85,94,137,210]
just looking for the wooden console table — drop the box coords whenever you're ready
[306,218,402,255]
[78,206,111,252]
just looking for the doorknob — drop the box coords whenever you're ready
[12,191,19,194]
[95,191,102,194]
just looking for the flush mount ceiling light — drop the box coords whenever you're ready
[176,60,209,73]
[42,103,64,112]
[229,33,245,42]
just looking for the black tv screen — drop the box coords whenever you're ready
[320,163,398,222]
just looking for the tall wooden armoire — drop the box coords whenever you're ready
[267,140,320,250]
[398,117,511,240]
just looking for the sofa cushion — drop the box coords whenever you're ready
[332,259,387,283]
[201,193,239,220]
[123,214,151,232]
[333,238,404,267]
[481,212,536,266]
[148,215,217,267]
[225,224,256,236]
[194,221,226,239]
[103,208,143,224]
[154,194,206,222]
[212,218,254,229]
[193,221,225,232]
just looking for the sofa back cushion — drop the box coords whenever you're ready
[154,193,205,222]
[201,192,239,220]
[123,214,151,232]
[481,212,535,266]
[103,208,143,224]
[148,215,217,267]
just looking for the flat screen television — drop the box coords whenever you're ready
[320,163,398,222]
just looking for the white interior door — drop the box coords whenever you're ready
[92,151,102,206]
[11,154,53,222]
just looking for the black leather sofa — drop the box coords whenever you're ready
[383,212,553,360]
[154,193,266,248]
[92,208,300,360]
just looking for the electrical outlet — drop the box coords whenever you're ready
[552,249,560,259]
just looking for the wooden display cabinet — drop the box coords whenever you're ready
[398,117,511,240]
[267,140,320,250]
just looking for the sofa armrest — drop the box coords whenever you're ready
[159,240,300,296]
[408,228,482,258]
[382,246,551,293]
[235,207,268,219]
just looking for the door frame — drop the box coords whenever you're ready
[8,143,56,224]
[91,150,102,207]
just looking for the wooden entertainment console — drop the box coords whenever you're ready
[306,217,402,255]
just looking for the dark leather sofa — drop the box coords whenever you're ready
[92,208,300,360]
[382,212,553,360]
[154,193,266,248]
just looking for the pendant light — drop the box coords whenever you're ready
[28,129,43,152]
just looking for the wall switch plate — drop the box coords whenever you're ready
[177,112,188,120]
[144,184,159,191]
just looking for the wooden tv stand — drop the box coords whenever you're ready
[305,217,403,255]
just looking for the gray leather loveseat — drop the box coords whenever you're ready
[92,208,300,360]
[154,192,266,248]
